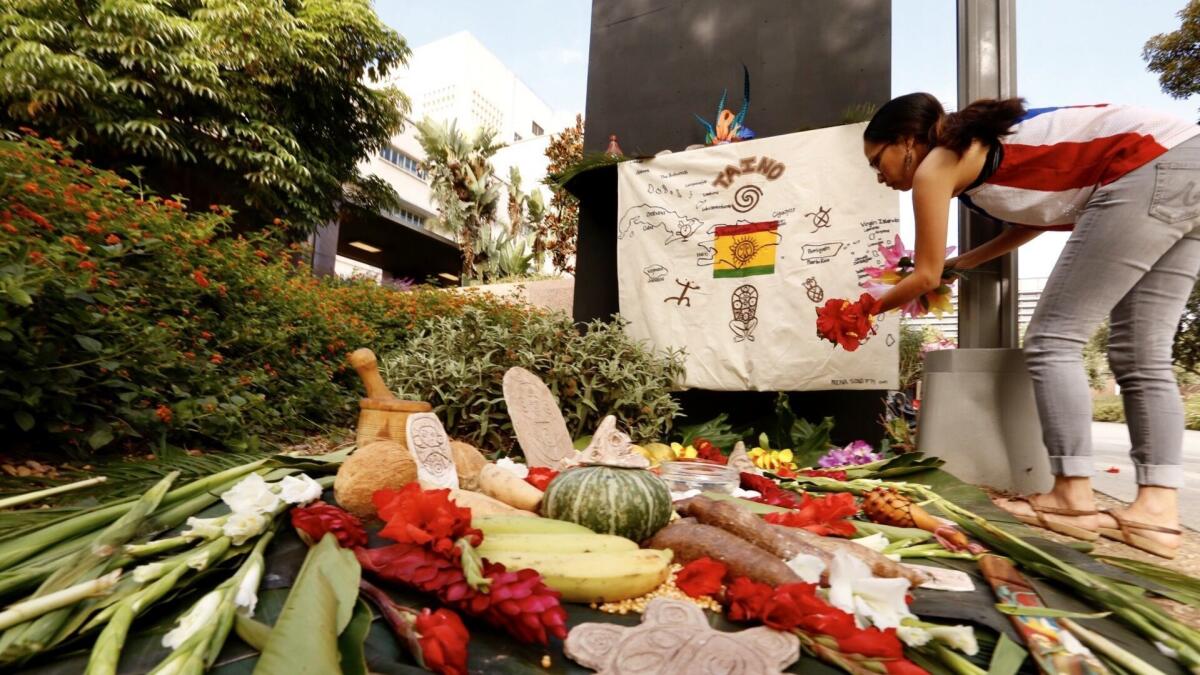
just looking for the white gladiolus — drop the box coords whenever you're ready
[730,488,761,499]
[132,562,167,584]
[927,624,979,656]
[897,624,933,647]
[221,474,281,515]
[785,554,827,583]
[494,457,529,479]
[849,532,889,552]
[235,560,263,617]
[277,474,322,505]
[827,549,914,630]
[162,590,222,649]
[182,516,226,539]
[223,511,270,546]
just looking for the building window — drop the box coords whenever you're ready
[531,121,544,136]
[388,207,426,229]
[379,145,427,180]
[514,132,522,142]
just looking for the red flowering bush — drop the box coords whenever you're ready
[290,502,368,548]
[0,134,525,456]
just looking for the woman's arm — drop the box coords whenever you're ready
[948,225,1043,270]
[873,151,958,314]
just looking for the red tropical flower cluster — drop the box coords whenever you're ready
[693,437,727,464]
[373,484,482,557]
[356,543,567,645]
[801,469,850,481]
[414,608,472,675]
[740,472,804,509]
[724,577,924,672]
[674,557,727,598]
[763,492,860,537]
[524,467,559,491]
[815,293,879,352]
[290,502,368,548]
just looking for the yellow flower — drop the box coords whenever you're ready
[670,442,697,459]
[748,447,797,472]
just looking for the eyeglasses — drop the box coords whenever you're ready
[868,143,890,171]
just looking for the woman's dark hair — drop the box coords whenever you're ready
[864,92,1027,155]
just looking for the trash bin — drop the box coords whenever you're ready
[916,348,1053,494]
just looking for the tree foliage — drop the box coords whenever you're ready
[0,0,409,233]
[1144,0,1200,114]
[1175,282,1200,377]
[415,118,504,282]
[541,114,583,274]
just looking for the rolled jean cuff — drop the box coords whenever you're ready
[1135,463,1184,489]
[1048,455,1094,478]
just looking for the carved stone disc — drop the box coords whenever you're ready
[405,413,459,489]
[503,367,576,468]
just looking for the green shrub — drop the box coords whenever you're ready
[379,308,685,454]
[1091,396,1126,423]
[0,133,521,456]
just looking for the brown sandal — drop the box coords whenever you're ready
[1098,509,1181,559]
[1003,496,1099,541]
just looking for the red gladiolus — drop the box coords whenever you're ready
[815,293,878,351]
[837,626,905,660]
[740,472,803,509]
[414,608,471,675]
[290,502,368,548]
[801,469,849,481]
[724,577,774,622]
[675,557,727,598]
[524,467,558,491]
[693,438,727,464]
[374,483,482,556]
[884,658,931,675]
[760,582,827,631]
[763,492,859,537]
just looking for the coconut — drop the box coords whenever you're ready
[334,439,418,518]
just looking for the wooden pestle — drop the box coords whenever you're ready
[349,348,395,400]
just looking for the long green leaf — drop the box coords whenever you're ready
[1096,555,1200,607]
[985,632,1027,675]
[337,598,373,675]
[252,534,360,675]
[995,604,1111,619]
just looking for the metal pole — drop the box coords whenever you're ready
[956,0,1019,348]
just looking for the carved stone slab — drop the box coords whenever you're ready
[568,415,649,469]
[503,367,576,468]
[405,413,459,489]
[565,598,799,675]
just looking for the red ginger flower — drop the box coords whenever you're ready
[524,467,558,491]
[355,544,567,646]
[815,293,878,351]
[374,483,481,557]
[415,608,471,675]
[763,492,859,537]
[290,502,368,548]
[675,557,727,598]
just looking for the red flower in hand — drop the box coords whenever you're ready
[724,577,774,622]
[675,557,727,598]
[415,608,471,675]
[763,492,859,537]
[524,467,559,491]
[290,502,368,548]
[815,293,878,351]
[374,483,481,556]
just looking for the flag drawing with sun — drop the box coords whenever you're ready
[615,122,901,391]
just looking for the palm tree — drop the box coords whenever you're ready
[415,119,504,281]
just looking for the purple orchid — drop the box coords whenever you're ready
[817,440,882,468]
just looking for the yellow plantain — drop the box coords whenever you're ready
[479,549,673,603]
[474,515,593,536]
[476,533,638,555]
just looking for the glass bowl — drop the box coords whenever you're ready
[657,459,739,495]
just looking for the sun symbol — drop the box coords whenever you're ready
[730,235,762,268]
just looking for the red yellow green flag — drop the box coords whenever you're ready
[712,221,779,278]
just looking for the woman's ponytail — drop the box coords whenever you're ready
[934,98,1027,154]
[866,94,1027,155]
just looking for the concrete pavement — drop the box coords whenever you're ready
[1090,421,1200,530]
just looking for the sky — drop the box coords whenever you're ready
[377,0,1200,279]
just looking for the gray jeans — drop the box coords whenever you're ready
[1024,133,1200,489]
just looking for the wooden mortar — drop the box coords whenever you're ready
[349,348,432,447]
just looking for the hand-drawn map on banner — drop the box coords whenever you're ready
[616,122,899,391]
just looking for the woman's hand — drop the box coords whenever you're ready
[942,254,977,272]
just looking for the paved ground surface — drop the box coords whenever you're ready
[1090,421,1200,530]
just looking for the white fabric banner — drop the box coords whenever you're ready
[616,122,900,391]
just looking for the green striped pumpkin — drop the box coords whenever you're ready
[541,466,673,542]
